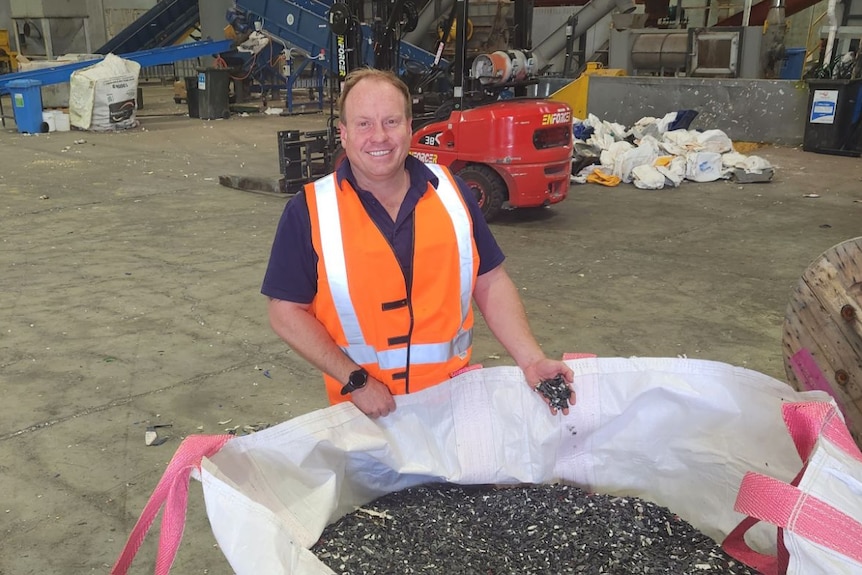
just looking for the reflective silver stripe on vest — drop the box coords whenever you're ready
[311,167,474,368]
[313,175,366,347]
[426,164,473,328]
[345,337,472,370]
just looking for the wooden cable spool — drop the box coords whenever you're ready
[782,237,862,447]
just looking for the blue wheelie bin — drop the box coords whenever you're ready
[8,79,46,134]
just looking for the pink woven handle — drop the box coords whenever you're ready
[111,434,232,575]
[734,472,862,565]
[562,353,597,360]
[723,401,862,573]
[783,402,862,464]
[723,514,782,575]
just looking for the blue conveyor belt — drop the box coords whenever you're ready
[96,0,201,55]
[0,39,234,94]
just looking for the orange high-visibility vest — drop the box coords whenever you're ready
[306,164,479,404]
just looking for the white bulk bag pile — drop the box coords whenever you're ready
[70,53,140,131]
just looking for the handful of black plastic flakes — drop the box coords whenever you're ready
[536,374,572,411]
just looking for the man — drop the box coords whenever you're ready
[262,68,573,418]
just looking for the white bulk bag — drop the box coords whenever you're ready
[111,357,862,575]
[685,151,725,182]
[70,53,140,131]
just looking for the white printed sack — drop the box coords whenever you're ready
[110,356,862,574]
[70,53,140,131]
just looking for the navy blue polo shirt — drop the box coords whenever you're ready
[261,155,505,304]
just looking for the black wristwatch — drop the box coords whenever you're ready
[341,368,369,395]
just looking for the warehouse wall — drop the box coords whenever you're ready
[587,75,809,144]
[0,0,235,57]
[0,2,9,39]
[199,0,233,43]
[100,0,160,45]
[0,0,155,55]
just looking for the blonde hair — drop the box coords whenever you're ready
[338,68,412,122]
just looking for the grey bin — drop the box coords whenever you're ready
[196,68,231,120]
[184,76,200,118]
[802,78,862,158]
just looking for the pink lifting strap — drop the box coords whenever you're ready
[111,434,232,575]
[723,401,862,572]
[562,353,597,360]
[734,472,862,565]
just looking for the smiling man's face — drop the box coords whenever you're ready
[338,77,413,191]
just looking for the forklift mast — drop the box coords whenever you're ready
[372,0,401,71]
[512,0,534,97]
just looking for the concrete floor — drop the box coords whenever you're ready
[1,84,861,574]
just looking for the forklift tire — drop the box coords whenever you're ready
[457,164,506,222]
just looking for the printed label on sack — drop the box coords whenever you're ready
[109,99,136,123]
[810,90,838,124]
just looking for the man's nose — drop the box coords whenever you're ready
[370,122,387,140]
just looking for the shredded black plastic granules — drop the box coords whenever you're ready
[536,374,573,411]
[312,483,758,575]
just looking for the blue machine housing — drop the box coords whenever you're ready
[232,0,445,77]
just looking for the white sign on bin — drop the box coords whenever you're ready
[810,89,838,124]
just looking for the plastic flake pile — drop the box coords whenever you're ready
[571,111,774,189]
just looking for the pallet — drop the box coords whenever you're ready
[782,237,862,447]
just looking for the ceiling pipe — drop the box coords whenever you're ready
[716,0,817,26]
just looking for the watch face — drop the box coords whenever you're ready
[349,369,368,388]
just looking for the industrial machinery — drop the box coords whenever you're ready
[8,0,93,60]
[230,0,573,221]
[224,0,440,111]
[605,0,800,79]
[0,29,18,74]
[408,0,572,221]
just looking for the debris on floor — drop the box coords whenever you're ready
[223,422,273,435]
[144,424,172,446]
[572,112,775,189]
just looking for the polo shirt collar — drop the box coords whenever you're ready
[335,155,441,200]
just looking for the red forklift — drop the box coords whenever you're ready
[408,0,573,221]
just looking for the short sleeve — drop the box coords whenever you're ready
[260,192,318,303]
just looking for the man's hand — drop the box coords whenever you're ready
[349,377,397,418]
[524,359,575,415]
